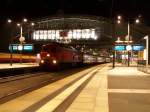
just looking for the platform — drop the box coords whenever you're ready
[0,64,150,112]
[0,63,38,70]
[113,62,150,74]
[108,65,150,112]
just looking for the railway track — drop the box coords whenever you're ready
[0,72,48,83]
[0,72,53,103]
[0,64,105,104]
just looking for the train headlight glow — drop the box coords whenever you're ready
[52,60,57,64]
[41,60,44,64]
[47,54,50,57]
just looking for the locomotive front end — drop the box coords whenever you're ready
[39,44,58,67]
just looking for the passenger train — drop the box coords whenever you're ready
[39,43,110,69]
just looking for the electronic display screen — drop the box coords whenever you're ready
[114,45,125,51]
[132,45,144,51]
[24,45,33,51]
[9,44,33,52]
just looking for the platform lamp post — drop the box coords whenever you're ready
[117,15,140,66]
[110,0,116,68]
[17,23,24,64]
[112,20,116,68]
[17,18,27,64]
[30,22,35,41]
[7,19,13,66]
[144,35,149,68]
[127,21,132,67]
[111,16,117,68]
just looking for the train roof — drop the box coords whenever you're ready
[42,42,78,52]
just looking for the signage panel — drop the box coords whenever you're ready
[133,45,144,51]
[9,44,33,52]
[114,45,125,51]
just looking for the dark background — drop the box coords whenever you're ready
[0,0,149,21]
[0,0,149,51]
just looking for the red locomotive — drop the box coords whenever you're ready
[39,43,82,68]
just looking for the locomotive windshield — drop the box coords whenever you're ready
[42,45,57,53]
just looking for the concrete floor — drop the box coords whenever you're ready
[108,67,150,112]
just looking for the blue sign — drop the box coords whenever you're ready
[23,45,33,51]
[13,46,18,50]
[133,45,144,51]
[115,45,125,51]
[9,44,33,52]
[9,45,18,51]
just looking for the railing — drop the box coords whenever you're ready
[137,60,150,74]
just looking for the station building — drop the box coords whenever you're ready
[29,15,112,57]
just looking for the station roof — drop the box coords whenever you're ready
[32,15,150,49]
[33,15,110,30]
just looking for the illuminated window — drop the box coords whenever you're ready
[68,31,72,39]
[35,31,40,40]
[51,30,55,40]
[56,30,60,39]
[76,29,81,39]
[85,29,90,39]
[82,29,86,39]
[48,30,51,39]
[73,30,77,39]
[40,30,44,40]
[43,31,47,40]
[91,29,95,38]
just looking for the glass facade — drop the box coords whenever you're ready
[33,29,98,41]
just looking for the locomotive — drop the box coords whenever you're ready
[39,43,108,68]
[39,43,82,68]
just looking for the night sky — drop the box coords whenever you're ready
[0,0,149,51]
[0,0,149,21]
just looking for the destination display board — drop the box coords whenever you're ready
[114,45,126,51]
[132,45,144,51]
[115,45,144,51]
[9,44,33,52]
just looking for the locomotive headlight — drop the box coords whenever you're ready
[52,60,57,64]
[47,54,50,57]
[41,60,44,64]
